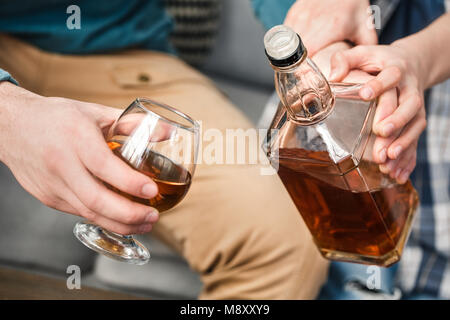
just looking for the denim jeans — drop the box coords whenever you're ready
[318,262,400,300]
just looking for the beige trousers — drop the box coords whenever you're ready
[0,34,328,299]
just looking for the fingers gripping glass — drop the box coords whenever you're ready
[73,99,199,265]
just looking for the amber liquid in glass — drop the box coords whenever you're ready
[276,148,418,265]
[107,140,191,212]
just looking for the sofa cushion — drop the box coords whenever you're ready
[0,163,97,272]
[202,0,274,88]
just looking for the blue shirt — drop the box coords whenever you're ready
[251,0,295,30]
[0,0,174,54]
[379,0,446,44]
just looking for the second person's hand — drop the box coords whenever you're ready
[284,0,378,56]
[328,43,427,184]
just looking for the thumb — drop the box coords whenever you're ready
[329,51,350,82]
[352,25,378,46]
[90,104,122,128]
[83,104,122,138]
[329,46,371,82]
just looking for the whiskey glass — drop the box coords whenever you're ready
[74,98,199,265]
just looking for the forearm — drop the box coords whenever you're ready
[393,13,450,89]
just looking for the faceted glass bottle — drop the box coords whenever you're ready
[264,25,419,267]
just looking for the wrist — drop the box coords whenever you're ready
[0,82,16,163]
[0,82,40,164]
[392,35,432,90]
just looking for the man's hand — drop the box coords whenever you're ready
[0,82,159,235]
[284,0,377,56]
[329,43,427,184]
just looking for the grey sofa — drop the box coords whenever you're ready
[0,0,275,299]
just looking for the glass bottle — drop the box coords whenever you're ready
[263,25,419,267]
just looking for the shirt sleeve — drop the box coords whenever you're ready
[0,68,18,85]
[251,0,296,30]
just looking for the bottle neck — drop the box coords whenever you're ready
[271,56,335,126]
[268,49,306,71]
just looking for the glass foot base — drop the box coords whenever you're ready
[73,222,150,265]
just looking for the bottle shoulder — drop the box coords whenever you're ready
[266,87,377,168]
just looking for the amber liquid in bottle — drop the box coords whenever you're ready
[276,148,418,266]
[107,140,191,212]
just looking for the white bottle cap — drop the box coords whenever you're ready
[264,25,300,61]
